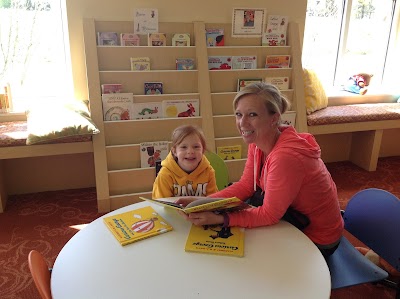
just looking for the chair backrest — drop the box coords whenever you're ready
[205,151,229,191]
[28,250,52,299]
[343,188,400,272]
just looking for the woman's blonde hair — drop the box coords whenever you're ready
[233,82,291,120]
[171,124,207,152]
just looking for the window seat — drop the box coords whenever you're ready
[0,120,94,213]
[0,120,93,159]
[307,102,400,171]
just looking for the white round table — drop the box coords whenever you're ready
[51,201,331,299]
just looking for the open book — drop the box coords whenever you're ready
[139,196,251,214]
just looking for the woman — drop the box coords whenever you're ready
[177,82,343,258]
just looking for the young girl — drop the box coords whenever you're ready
[152,125,218,199]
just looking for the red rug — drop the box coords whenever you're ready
[0,157,399,298]
[0,188,103,299]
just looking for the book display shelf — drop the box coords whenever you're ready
[82,19,307,212]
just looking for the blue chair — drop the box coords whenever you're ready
[205,151,229,191]
[327,188,400,297]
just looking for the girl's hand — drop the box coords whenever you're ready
[174,197,197,207]
[177,211,224,226]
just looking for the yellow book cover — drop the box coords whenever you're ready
[103,206,173,246]
[217,145,242,160]
[185,224,245,257]
[139,196,251,214]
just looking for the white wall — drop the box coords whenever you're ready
[65,0,307,101]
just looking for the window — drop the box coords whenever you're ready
[302,0,397,90]
[0,0,72,112]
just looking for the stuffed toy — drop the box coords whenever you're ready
[343,73,373,95]
[356,247,400,277]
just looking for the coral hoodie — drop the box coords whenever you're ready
[211,126,343,246]
[152,152,218,199]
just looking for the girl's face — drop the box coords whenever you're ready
[172,133,204,173]
[235,94,278,146]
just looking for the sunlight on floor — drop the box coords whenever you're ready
[69,224,88,230]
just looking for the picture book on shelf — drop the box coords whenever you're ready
[97,32,119,46]
[185,224,245,257]
[205,28,224,46]
[162,99,199,118]
[264,77,289,90]
[262,15,289,46]
[217,145,242,160]
[101,83,123,94]
[144,82,163,95]
[130,57,151,71]
[103,205,173,246]
[132,102,162,119]
[101,93,134,121]
[134,8,158,34]
[148,33,167,46]
[231,56,257,69]
[208,56,232,70]
[237,78,262,91]
[265,55,291,68]
[140,141,169,168]
[172,33,190,46]
[120,33,140,46]
[281,111,297,127]
[139,196,251,214]
[176,58,195,70]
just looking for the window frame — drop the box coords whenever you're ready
[303,0,399,97]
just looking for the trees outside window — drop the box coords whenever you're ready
[0,0,71,112]
[302,0,396,89]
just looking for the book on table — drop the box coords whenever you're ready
[103,205,173,246]
[139,196,251,214]
[185,224,245,257]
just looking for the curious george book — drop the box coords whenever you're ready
[103,206,173,246]
[185,224,245,257]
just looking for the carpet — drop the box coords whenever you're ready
[0,188,103,299]
[1,157,399,298]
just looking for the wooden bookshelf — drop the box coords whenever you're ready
[82,19,306,212]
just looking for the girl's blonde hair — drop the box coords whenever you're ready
[171,125,207,151]
[233,82,291,120]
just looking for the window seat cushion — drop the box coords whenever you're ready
[0,121,29,147]
[307,103,400,126]
[0,120,93,148]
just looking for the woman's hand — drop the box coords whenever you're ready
[177,211,224,226]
